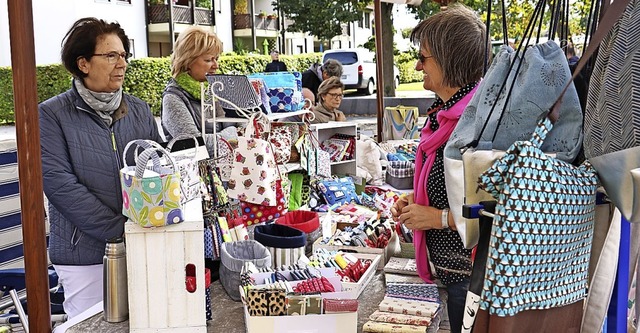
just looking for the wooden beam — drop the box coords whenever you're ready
[7,0,52,332]
[374,0,385,142]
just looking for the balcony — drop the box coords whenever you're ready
[233,14,279,31]
[148,4,213,25]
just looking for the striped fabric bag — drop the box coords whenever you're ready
[0,140,24,269]
[0,139,50,270]
[583,0,640,223]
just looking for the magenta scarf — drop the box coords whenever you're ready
[413,85,478,283]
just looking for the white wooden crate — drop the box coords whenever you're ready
[125,199,206,333]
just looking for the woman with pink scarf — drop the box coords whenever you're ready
[390,5,485,333]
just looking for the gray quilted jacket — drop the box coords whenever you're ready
[39,84,161,265]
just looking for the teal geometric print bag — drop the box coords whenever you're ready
[477,117,599,316]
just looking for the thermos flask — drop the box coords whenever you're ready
[103,237,129,322]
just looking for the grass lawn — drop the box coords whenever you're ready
[396,81,424,91]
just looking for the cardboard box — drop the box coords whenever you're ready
[247,253,380,300]
[243,306,357,333]
[125,199,206,333]
[312,233,397,270]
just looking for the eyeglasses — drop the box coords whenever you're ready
[418,54,434,63]
[326,92,344,99]
[93,51,132,64]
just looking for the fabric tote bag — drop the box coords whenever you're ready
[443,41,583,249]
[583,0,640,223]
[477,117,598,317]
[227,113,279,206]
[383,105,420,141]
[120,144,184,228]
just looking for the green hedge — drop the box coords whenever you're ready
[0,52,427,124]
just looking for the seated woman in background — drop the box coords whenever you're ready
[161,26,224,154]
[309,76,346,123]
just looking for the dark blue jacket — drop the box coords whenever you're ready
[39,85,161,265]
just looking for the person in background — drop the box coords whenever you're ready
[39,17,161,319]
[302,87,316,110]
[264,50,288,72]
[390,5,485,333]
[302,59,343,100]
[161,25,225,156]
[567,43,580,66]
[309,76,347,123]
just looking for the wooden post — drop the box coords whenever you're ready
[374,0,385,142]
[7,0,52,332]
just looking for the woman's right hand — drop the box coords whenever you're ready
[391,192,414,221]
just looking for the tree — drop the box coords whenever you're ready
[409,0,592,44]
[273,0,368,44]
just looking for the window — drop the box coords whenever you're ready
[357,14,363,28]
[364,12,371,29]
[323,51,358,66]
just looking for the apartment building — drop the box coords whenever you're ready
[0,0,147,67]
[0,0,401,67]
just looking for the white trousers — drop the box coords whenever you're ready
[53,264,103,319]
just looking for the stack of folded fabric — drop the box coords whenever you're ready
[362,283,442,333]
[383,257,424,284]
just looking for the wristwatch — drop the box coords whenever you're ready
[441,208,450,229]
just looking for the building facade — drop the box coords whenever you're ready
[0,0,147,67]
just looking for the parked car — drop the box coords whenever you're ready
[322,48,400,95]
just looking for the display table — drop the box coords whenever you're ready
[58,272,449,333]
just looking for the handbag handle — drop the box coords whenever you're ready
[134,147,177,179]
[122,139,163,170]
[165,134,201,163]
[547,0,631,123]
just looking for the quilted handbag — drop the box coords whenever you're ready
[120,144,184,228]
[247,72,303,113]
[206,74,265,115]
[477,117,599,316]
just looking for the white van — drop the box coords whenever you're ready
[322,48,400,95]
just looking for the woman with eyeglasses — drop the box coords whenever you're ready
[39,17,161,318]
[390,5,485,333]
[161,26,225,156]
[309,76,347,123]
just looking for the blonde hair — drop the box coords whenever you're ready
[171,26,222,78]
